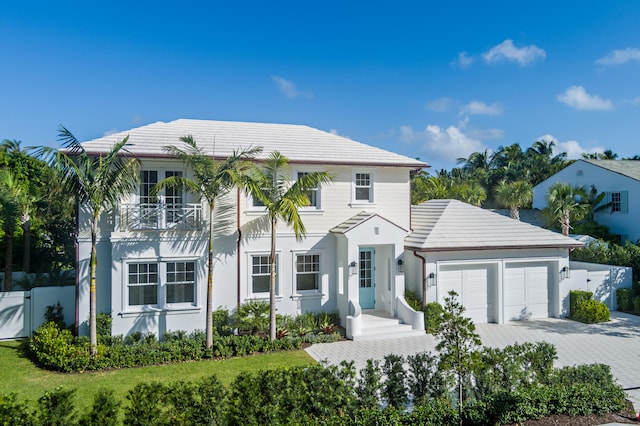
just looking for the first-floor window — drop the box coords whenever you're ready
[166,261,195,303]
[296,254,320,291]
[128,263,158,305]
[252,255,277,294]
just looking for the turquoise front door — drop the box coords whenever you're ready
[358,247,375,309]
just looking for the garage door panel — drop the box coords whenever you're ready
[439,265,494,324]
[505,263,550,321]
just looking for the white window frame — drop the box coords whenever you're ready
[123,257,199,312]
[608,190,628,214]
[127,262,159,307]
[248,253,280,298]
[165,260,196,304]
[294,253,321,293]
[296,171,322,211]
[352,171,374,204]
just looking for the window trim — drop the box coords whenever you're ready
[351,170,374,204]
[294,253,321,293]
[247,252,281,298]
[121,257,200,312]
[165,260,196,305]
[295,171,322,211]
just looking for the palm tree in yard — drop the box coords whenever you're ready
[245,152,333,341]
[36,126,140,355]
[493,180,533,220]
[155,135,262,349]
[543,182,589,236]
[0,171,21,291]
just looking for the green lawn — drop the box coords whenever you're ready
[0,340,316,408]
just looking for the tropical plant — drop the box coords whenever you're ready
[35,126,140,354]
[493,180,533,220]
[542,182,589,236]
[435,290,482,425]
[245,151,333,340]
[156,135,261,349]
[0,170,21,290]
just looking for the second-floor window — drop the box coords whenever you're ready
[354,172,373,203]
[297,172,319,209]
[608,191,628,214]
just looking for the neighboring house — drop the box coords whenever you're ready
[533,160,640,242]
[76,119,426,337]
[405,200,583,324]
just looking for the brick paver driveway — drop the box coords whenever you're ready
[306,312,640,390]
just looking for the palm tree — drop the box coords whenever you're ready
[0,170,21,291]
[543,182,589,236]
[36,126,140,354]
[156,135,261,349]
[493,180,533,220]
[245,152,333,341]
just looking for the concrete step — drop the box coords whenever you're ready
[353,311,426,341]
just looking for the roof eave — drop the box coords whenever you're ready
[405,243,583,252]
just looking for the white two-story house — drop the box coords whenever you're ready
[533,159,640,242]
[76,119,427,338]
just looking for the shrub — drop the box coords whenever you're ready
[356,360,382,409]
[0,393,32,425]
[426,302,444,333]
[382,354,407,409]
[569,290,593,319]
[404,289,421,311]
[406,351,447,402]
[573,299,610,324]
[233,301,270,334]
[96,312,112,342]
[78,388,120,426]
[616,287,633,312]
[212,308,233,336]
[44,303,66,329]
[28,322,90,372]
[37,387,76,426]
[634,295,640,313]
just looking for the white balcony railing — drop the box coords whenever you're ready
[119,203,203,231]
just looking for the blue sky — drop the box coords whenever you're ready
[2,1,640,171]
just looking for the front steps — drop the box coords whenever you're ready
[352,310,426,341]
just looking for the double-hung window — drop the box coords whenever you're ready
[166,261,195,303]
[296,254,320,292]
[128,263,159,306]
[251,255,278,295]
[608,191,628,214]
[297,172,320,209]
[354,172,373,203]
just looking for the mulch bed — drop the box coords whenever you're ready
[505,400,638,425]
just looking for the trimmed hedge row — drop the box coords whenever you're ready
[1,355,626,425]
[569,290,610,324]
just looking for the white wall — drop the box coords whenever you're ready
[533,160,640,241]
[569,261,632,312]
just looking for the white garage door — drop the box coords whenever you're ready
[504,262,551,321]
[439,264,495,324]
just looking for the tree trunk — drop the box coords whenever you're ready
[510,206,520,221]
[3,232,13,291]
[89,219,97,356]
[206,207,214,349]
[269,216,277,342]
[21,211,30,273]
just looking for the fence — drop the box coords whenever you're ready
[565,261,632,315]
[0,286,75,339]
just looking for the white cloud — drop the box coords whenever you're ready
[557,86,613,111]
[400,124,488,163]
[460,100,503,116]
[452,51,475,68]
[596,47,640,66]
[537,134,605,159]
[482,39,546,66]
[426,97,454,112]
[468,128,504,140]
[103,128,119,136]
[271,76,313,99]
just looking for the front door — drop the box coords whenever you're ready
[358,247,375,309]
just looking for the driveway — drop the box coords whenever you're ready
[306,312,640,403]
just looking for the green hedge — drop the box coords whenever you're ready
[569,290,593,318]
[574,299,610,324]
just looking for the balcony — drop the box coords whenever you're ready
[119,203,203,231]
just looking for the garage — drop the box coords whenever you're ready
[439,264,496,324]
[504,262,552,321]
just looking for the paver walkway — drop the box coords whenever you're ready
[306,312,640,410]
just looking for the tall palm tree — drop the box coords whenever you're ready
[36,126,140,354]
[156,135,261,349]
[493,180,533,220]
[0,170,21,291]
[543,182,589,236]
[245,152,333,341]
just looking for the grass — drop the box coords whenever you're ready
[0,339,316,408]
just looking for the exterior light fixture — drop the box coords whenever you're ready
[397,259,404,274]
[427,272,436,286]
[560,266,570,280]
[349,261,357,276]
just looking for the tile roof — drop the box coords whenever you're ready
[330,212,407,234]
[80,119,427,168]
[582,160,640,181]
[406,199,582,251]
